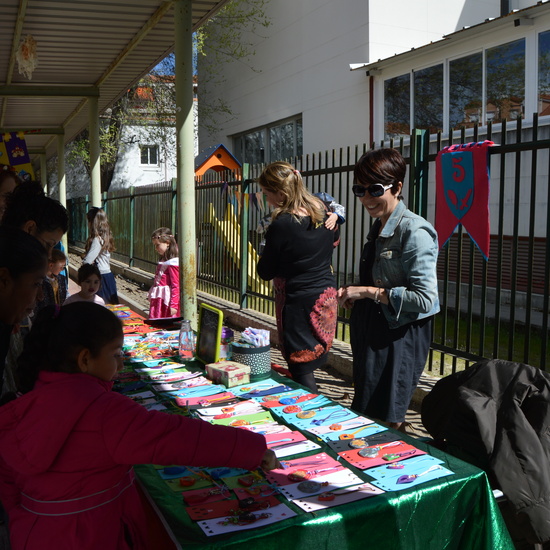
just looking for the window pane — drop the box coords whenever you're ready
[384,74,410,139]
[149,146,158,165]
[296,119,303,157]
[270,122,294,161]
[140,147,148,164]
[486,38,525,123]
[449,53,483,128]
[538,31,550,116]
[414,64,443,133]
[243,131,264,165]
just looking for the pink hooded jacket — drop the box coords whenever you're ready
[0,371,267,550]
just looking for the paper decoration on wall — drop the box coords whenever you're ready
[0,132,34,181]
[16,35,38,80]
[435,140,494,259]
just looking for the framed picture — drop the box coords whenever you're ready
[196,303,223,364]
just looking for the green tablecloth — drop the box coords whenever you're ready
[136,435,513,549]
[131,369,513,549]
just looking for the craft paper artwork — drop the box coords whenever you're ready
[186,494,281,521]
[306,416,376,439]
[292,405,357,431]
[367,455,454,492]
[175,391,236,408]
[208,410,274,427]
[197,502,297,536]
[338,440,426,470]
[237,422,293,435]
[195,399,264,418]
[260,390,316,408]
[326,430,399,454]
[265,431,322,458]
[293,482,384,513]
[265,452,345,487]
[277,469,365,501]
[435,140,494,259]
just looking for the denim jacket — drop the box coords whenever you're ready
[365,200,440,329]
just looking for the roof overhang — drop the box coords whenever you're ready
[0,0,232,162]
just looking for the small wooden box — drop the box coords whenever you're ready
[205,360,250,388]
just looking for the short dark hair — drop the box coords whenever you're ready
[354,148,407,194]
[50,248,67,264]
[77,263,101,285]
[1,181,69,234]
[0,226,48,278]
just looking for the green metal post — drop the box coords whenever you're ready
[89,96,102,208]
[56,133,68,253]
[174,0,198,328]
[129,186,135,267]
[410,129,429,218]
[239,164,250,309]
[171,178,178,235]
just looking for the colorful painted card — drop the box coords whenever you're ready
[197,502,297,536]
[292,482,384,512]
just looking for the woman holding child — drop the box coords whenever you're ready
[257,162,338,393]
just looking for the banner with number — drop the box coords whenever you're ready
[0,132,34,181]
[435,141,493,260]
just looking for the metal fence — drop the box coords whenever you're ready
[68,119,550,374]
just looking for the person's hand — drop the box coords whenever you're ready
[260,449,282,471]
[325,212,338,230]
[337,285,357,309]
[170,307,177,316]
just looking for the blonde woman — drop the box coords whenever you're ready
[257,162,338,392]
[83,207,118,304]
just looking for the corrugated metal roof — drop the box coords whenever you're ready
[0,0,231,161]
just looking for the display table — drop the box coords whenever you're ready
[130,371,513,550]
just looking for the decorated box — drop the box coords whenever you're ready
[205,360,250,388]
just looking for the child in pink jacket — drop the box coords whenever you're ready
[0,302,279,550]
[148,227,180,319]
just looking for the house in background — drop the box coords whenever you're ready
[197,0,521,163]
[47,75,197,198]
[197,0,550,235]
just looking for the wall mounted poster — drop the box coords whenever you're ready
[0,132,34,181]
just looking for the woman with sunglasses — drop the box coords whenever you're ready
[337,148,439,431]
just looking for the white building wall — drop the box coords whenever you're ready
[198,0,503,156]
[109,125,177,191]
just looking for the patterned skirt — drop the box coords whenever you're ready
[274,278,338,376]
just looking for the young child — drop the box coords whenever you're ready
[83,207,118,304]
[148,227,180,319]
[0,302,279,550]
[63,264,106,306]
[34,249,68,314]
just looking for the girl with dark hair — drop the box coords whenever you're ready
[0,227,48,391]
[0,302,279,550]
[63,263,105,306]
[257,162,338,393]
[148,227,180,319]
[337,148,440,431]
[1,181,68,259]
[83,207,118,304]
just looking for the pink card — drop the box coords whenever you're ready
[265,452,345,487]
[338,440,426,470]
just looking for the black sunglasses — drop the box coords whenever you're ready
[352,183,393,198]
